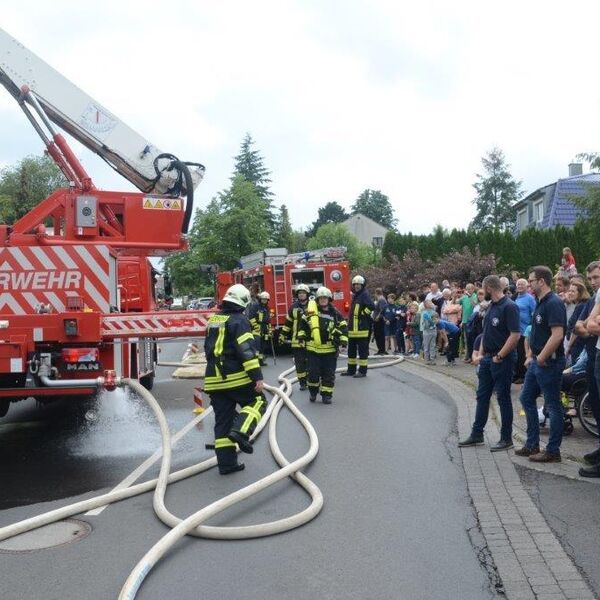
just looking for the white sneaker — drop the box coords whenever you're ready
[412,353,419,359]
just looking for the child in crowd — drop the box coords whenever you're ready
[383,293,399,353]
[408,301,422,358]
[420,299,439,365]
[560,247,577,276]
[394,295,408,355]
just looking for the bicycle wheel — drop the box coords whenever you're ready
[578,393,599,438]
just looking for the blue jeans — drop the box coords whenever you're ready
[519,357,566,453]
[412,334,422,355]
[472,354,515,441]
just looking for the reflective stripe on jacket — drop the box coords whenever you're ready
[348,288,375,338]
[204,309,263,392]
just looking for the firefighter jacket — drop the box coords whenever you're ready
[246,302,271,340]
[281,300,309,348]
[298,301,348,354]
[204,308,263,392]
[348,287,375,338]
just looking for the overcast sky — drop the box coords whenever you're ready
[2,1,600,234]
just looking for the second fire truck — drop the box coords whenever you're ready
[216,247,351,344]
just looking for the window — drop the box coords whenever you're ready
[372,236,383,248]
[533,200,544,224]
[517,208,527,231]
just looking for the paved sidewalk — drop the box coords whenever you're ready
[400,361,597,600]
[399,353,600,479]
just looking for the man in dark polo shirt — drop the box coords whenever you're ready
[576,261,600,477]
[459,275,520,451]
[516,266,566,463]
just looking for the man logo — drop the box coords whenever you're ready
[492,317,499,326]
[536,314,543,324]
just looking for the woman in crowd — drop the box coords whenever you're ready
[566,280,590,365]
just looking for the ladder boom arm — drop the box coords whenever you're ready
[0,27,204,199]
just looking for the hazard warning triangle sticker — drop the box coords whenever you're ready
[143,199,153,208]
[172,200,181,210]
[154,199,163,209]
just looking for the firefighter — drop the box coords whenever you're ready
[298,286,348,404]
[247,291,271,366]
[204,284,267,475]
[281,283,311,390]
[341,275,375,378]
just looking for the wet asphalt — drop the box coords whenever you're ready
[0,343,501,599]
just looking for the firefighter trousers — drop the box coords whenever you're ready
[292,347,308,384]
[209,385,267,471]
[307,351,337,399]
[347,337,370,374]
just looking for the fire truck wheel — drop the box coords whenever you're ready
[0,399,9,418]
[140,371,155,391]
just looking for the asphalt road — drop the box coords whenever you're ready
[0,343,499,599]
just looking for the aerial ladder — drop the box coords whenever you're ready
[0,27,209,417]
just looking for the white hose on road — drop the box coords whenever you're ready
[0,354,402,599]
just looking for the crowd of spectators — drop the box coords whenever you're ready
[370,248,600,477]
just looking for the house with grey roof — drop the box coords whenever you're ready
[513,163,600,234]
[341,213,390,247]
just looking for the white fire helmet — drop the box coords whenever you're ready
[223,284,251,308]
[258,291,271,301]
[352,275,365,286]
[295,284,310,295]
[315,286,333,299]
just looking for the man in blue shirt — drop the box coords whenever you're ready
[459,275,520,451]
[516,266,567,463]
[437,319,460,365]
[514,278,536,383]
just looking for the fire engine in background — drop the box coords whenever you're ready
[0,27,211,419]
[217,247,351,345]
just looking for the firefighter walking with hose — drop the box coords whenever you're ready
[298,286,348,404]
[342,275,375,378]
[280,283,311,390]
[204,284,267,475]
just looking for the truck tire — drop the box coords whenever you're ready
[0,399,9,418]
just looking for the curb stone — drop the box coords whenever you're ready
[399,360,597,600]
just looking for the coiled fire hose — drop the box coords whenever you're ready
[0,354,403,598]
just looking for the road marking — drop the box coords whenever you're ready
[85,409,210,516]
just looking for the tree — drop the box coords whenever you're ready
[572,152,600,255]
[288,229,307,253]
[307,223,371,269]
[233,133,276,230]
[273,204,293,249]
[0,154,67,224]
[307,201,349,237]
[351,189,397,229]
[470,148,523,232]
[165,176,272,292]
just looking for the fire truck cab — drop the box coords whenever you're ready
[217,247,351,344]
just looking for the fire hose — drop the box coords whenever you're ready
[0,354,403,598]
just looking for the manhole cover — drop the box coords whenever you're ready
[0,519,92,553]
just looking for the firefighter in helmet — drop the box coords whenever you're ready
[298,286,348,404]
[281,283,311,390]
[341,275,375,378]
[247,291,271,366]
[204,284,266,474]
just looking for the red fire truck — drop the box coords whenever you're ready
[216,247,351,343]
[0,28,211,418]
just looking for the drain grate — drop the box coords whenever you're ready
[0,518,92,553]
